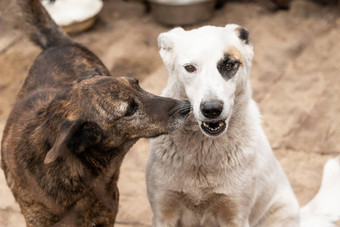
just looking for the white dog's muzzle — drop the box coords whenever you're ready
[199,99,230,136]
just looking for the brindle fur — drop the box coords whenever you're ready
[0,0,190,226]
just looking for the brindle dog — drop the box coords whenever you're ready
[0,0,190,226]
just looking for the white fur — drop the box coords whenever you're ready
[146,24,340,226]
[300,156,340,227]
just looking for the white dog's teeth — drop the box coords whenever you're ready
[202,121,226,132]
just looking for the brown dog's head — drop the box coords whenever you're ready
[44,76,190,164]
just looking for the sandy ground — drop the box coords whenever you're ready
[0,0,340,226]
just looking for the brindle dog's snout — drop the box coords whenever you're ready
[178,100,191,117]
[167,100,191,118]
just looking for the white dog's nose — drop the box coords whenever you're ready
[200,100,224,119]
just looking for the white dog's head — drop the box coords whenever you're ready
[158,24,254,137]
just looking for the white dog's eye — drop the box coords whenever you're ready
[184,65,196,73]
[225,62,234,70]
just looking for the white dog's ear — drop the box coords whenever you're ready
[225,24,250,45]
[158,27,185,50]
[237,27,249,45]
[225,24,254,68]
[158,27,185,69]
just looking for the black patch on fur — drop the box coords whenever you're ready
[217,53,241,80]
[238,28,249,44]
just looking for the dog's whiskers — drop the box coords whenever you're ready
[168,102,192,117]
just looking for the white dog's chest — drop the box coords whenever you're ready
[157,134,254,189]
[162,188,241,226]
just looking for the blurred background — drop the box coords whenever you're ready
[0,0,340,226]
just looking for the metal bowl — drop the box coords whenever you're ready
[149,0,216,26]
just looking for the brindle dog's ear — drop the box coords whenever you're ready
[44,120,103,164]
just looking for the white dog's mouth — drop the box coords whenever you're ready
[201,120,226,136]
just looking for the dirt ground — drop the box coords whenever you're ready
[0,0,340,226]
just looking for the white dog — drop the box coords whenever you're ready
[146,24,340,227]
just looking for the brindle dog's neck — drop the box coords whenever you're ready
[77,139,138,178]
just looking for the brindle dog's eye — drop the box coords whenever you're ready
[225,62,234,70]
[184,65,196,73]
[125,101,138,117]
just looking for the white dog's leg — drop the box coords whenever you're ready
[151,198,181,227]
[300,156,340,227]
[153,217,178,227]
